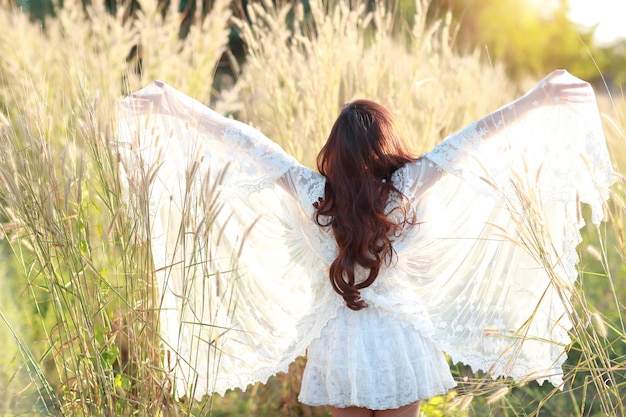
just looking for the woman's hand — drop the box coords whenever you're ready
[529,69,593,106]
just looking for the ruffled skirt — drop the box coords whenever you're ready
[299,306,456,410]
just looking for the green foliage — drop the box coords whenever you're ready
[431,0,623,83]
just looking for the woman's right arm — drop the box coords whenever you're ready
[118,80,305,202]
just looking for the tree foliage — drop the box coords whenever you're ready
[429,0,625,84]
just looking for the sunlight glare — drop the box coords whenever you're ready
[568,0,626,45]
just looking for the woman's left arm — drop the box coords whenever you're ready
[473,70,594,140]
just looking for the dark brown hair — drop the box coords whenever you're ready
[315,100,417,311]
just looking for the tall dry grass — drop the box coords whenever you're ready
[220,0,513,167]
[0,0,624,415]
[0,0,231,414]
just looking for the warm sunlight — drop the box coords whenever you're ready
[569,0,626,44]
[568,0,626,45]
[1,0,625,415]
[527,0,625,45]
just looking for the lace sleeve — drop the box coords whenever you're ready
[426,70,613,225]
[401,70,615,387]
[117,80,300,201]
[472,70,594,141]
[115,82,330,400]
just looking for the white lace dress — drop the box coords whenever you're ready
[116,70,614,409]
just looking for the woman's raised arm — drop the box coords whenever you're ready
[474,69,594,139]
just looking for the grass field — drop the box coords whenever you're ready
[0,0,624,415]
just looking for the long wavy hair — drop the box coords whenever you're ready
[315,100,417,311]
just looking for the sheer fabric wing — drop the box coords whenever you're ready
[404,70,614,386]
[116,82,319,399]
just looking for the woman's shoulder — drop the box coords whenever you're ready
[285,166,326,216]
[391,158,423,191]
[392,157,443,198]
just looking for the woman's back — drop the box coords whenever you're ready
[313,100,418,310]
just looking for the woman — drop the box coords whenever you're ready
[117,70,614,416]
[296,100,454,416]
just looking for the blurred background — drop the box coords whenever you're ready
[10,0,626,85]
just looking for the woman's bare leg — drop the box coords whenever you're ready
[330,401,421,417]
[374,401,421,417]
[330,406,375,417]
